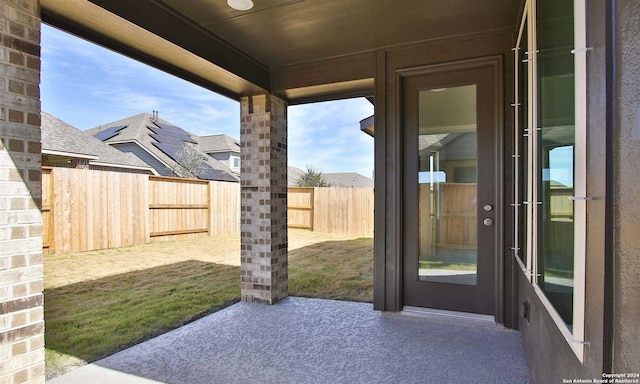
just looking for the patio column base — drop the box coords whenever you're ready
[239,94,288,304]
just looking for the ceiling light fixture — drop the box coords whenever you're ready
[430,88,447,92]
[227,0,254,11]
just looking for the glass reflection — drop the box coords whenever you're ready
[536,0,575,326]
[418,85,478,285]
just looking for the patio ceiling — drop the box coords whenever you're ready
[41,0,522,103]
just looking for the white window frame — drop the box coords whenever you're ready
[516,0,588,362]
[513,6,528,275]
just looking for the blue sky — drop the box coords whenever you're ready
[41,24,375,178]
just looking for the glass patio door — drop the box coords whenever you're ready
[402,64,498,315]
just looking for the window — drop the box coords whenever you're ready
[537,0,576,327]
[514,6,529,268]
[233,156,240,169]
[514,0,587,361]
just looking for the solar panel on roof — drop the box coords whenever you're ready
[201,164,238,182]
[154,122,180,133]
[93,125,126,141]
[147,125,162,136]
[147,125,196,145]
[153,122,197,143]
[148,120,236,182]
[152,142,184,161]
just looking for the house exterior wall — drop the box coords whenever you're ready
[373,30,517,327]
[112,142,174,176]
[515,0,638,381]
[41,155,88,168]
[208,152,240,174]
[612,0,640,372]
[374,3,638,379]
[0,0,45,382]
[209,152,229,164]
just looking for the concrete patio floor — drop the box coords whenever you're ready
[48,297,531,384]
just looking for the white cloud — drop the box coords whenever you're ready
[42,25,241,136]
[288,98,374,177]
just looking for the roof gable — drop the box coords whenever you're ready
[199,134,240,153]
[41,111,154,171]
[88,112,239,182]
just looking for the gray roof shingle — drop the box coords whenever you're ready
[199,134,240,153]
[41,112,153,171]
[323,172,374,188]
[287,167,374,188]
[87,113,239,182]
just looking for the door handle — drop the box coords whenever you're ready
[483,218,494,227]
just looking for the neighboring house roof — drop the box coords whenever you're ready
[199,134,240,154]
[288,166,374,188]
[86,113,238,182]
[287,166,306,186]
[41,112,156,173]
[360,98,375,137]
[360,115,374,137]
[323,172,374,188]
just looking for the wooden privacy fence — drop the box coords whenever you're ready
[43,168,374,254]
[288,187,374,237]
[42,167,240,254]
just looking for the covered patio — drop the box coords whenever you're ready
[48,297,531,384]
[1,0,638,383]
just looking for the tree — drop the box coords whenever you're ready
[296,165,330,187]
[173,143,206,179]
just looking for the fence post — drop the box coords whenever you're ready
[207,181,212,235]
[42,167,54,254]
[310,187,315,231]
[144,175,151,243]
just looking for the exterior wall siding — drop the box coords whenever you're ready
[209,152,240,174]
[518,271,584,382]
[239,94,288,304]
[613,0,640,372]
[209,152,230,164]
[111,142,174,176]
[0,0,45,382]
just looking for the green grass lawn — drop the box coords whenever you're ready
[44,234,373,379]
[289,238,373,303]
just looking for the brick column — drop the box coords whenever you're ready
[240,94,288,304]
[0,0,45,383]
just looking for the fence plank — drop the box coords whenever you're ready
[76,168,87,252]
[60,168,71,254]
[287,187,314,229]
[210,181,240,235]
[41,168,53,253]
[147,175,218,242]
[97,169,109,249]
[311,187,374,237]
[85,169,95,251]
[43,169,375,255]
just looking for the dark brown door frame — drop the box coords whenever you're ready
[396,56,505,320]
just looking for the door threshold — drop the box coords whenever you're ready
[401,306,495,324]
